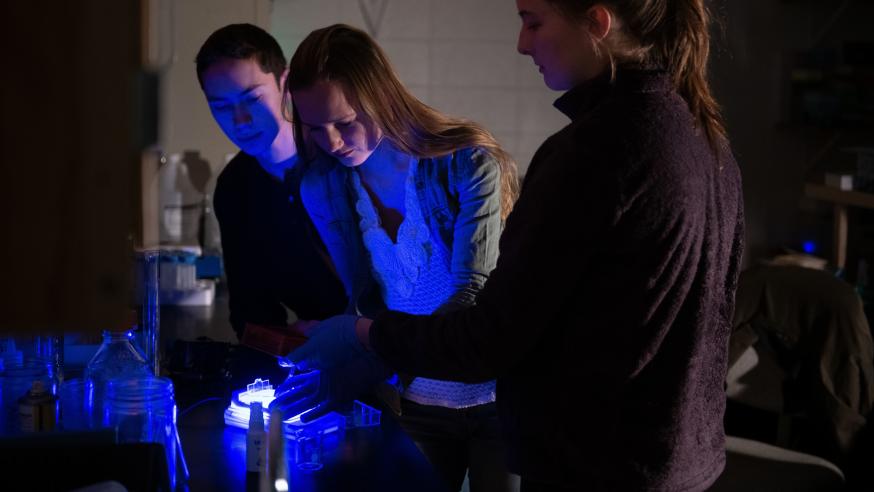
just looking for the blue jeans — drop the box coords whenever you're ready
[397,399,520,492]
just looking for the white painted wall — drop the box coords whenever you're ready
[149,0,272,194]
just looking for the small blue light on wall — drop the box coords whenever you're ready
[802,240,817,254]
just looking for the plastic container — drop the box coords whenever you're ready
[286,412,346,471]
[0,360,53,435]
[0,336,62,379]
[84,330,151,427]
[158,250,216,306]
[342,400,382,429]
[105,377,180,490]
[59,378,89,431]
[199,194,223,255]
[223,377,366,471]
[159,153,203,245]
[18,380,57,432]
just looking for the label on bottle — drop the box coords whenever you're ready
[247,430,266,472]
[19,403,38,432]
[19,390,57,432]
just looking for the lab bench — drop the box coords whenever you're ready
[175,379,447,492]
[163,286,448,491]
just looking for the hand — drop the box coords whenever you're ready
[288,319,319,337]
[268,351,392,422]
[285,314,365,371]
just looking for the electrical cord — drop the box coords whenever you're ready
[179,396,224,417]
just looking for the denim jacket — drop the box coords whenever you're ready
[299,145,503,317]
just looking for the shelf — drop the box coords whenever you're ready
[804,183,874,210]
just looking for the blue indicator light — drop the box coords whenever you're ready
[802,240,817,254]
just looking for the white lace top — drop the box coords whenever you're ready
[350,165,496,409]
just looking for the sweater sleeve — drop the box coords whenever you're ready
[370,133,620,382]
[433,147,503,315]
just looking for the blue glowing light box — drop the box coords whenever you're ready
[223,379,381,440]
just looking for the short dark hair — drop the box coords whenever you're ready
[195,23,286,87]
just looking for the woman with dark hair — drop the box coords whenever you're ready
[274,1,744,490]
[282,24,520,492]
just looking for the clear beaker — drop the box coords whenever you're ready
[106,376,180,490]
[292,433,325,471]
[133,250,160,375]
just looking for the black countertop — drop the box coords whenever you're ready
[177,392,448,492]
[164,286,448,492]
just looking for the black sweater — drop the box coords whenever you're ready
[213,152,347,339]
[370,70,744,490]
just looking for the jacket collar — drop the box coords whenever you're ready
[553,68,673,121]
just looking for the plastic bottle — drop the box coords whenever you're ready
[159,153,202,245]
[0,360,51,435]
[199,194,223,255]
[248,401,267,473]
[84,330,151,426]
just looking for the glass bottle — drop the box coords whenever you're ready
[0,360,51,435]
[106,376,179,490]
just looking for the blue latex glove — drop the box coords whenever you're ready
[285,314,365,371]
[268,351,392,422]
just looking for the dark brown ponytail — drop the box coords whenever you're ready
[546,0,728,152]
[655,0,726,150]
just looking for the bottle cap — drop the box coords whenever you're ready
[30,380,46,395]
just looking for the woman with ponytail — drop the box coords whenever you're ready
[273,2,744,490]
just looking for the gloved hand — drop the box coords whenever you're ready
[284,314,365,371]
[268,351,392,422]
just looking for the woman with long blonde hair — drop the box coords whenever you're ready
[284,24,519,492]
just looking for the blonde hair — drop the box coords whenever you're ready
[284,24,519,219]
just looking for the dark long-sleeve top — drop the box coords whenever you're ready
[369,69,745,490]
[213,152,347,339]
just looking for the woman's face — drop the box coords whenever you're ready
[516,0,599,90]
[292,80,383,167]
